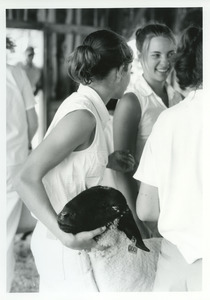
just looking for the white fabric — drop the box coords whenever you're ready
[134,90,203,264]
[17,62,42,94]
[125,73,182,162]
[31,221,162,292]
[6,65,35,166]
[42,84,110,214]
[100,116,118,189]
[153,239,202,291]
[31,84,111,292]
[7,165,23,292]
[6,64,35,291]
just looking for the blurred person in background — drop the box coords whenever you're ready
[17,46,43,96]
[6,37,38,292]
[17,45,44,149]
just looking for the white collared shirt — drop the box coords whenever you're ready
[125,74,182,162]
[134,90,203,263]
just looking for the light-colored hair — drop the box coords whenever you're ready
[135,23,176,57]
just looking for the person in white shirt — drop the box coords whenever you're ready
[17,46,42,96]
[135,26,202,291]
[6,37,38,292]
[111,23,182,237]
[14,29,133,292]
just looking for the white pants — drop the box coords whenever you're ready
[31,221,99,293]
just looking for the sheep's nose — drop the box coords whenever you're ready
[59,211,69,221]
[58,210,76,221]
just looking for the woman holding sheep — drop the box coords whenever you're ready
[14,29,133,292]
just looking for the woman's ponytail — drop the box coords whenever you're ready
[67,45,100,85]
[66,29,133,85]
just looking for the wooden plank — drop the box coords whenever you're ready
[7,20,100,35]
[45,23,99,35]
[6,20,44,29]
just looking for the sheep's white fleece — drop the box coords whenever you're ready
[87,224,162,292]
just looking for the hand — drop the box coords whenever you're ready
[59,226,107,251]
[107,150,136,173]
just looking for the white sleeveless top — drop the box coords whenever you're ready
[125,74,182,163]
[42,85,110,214]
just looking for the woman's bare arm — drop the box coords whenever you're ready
[14,109,105,250]
[113,93,141,221]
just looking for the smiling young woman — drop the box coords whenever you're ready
[111,23,183,238]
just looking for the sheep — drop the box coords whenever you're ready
[57,186,162,292]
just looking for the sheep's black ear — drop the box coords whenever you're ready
[118,211,150,252]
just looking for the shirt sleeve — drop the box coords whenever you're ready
[133,131,158,187]
[133,112,168,187]
[12,66,36,111]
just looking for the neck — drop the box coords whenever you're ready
[89,83,112,106]
[143,73,165,95]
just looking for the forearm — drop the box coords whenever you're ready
[14,171,64,241]
[115,173,152,238]
[115,172,138,216]
[26,108,38,144]
[136,183,160,222]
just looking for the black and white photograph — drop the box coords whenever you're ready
[1,1,210,300]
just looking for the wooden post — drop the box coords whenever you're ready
[75,9,82,47]
[37,9,47,23]
[23,9,28,22]
[57,9,75,100]
[47,9,57,101]
[46,9,57,126]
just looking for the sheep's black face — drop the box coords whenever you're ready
[57,186,127,233]
[57,186,149,252]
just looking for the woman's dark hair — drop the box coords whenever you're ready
[67,29,133,85]
[174,26,202,90]
[135,23,176,54]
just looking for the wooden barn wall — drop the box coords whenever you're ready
[6,8,202,128]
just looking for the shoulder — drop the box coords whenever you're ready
[71,109,96,125]
[49,109,96,144]
[117,92,141,114]
[53,95,96,128]
[114,92,141,127]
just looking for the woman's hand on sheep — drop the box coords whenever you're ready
[107,150,136,173]
[60,226,107,251]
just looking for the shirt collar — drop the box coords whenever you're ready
[77,84,110,128]
[137,74,154,97]
[138,74,175,101]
